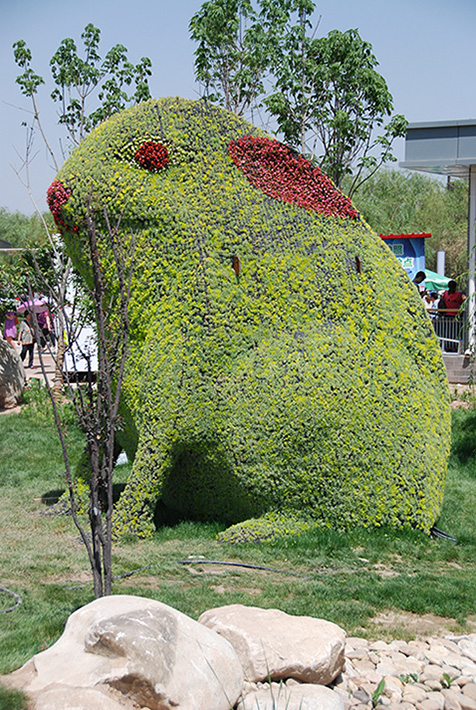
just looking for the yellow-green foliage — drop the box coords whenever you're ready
[52,97,450,540]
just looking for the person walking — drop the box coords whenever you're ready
[17,311,36,368]
[2,310,18,347]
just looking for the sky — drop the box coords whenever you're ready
[1,0,475,216]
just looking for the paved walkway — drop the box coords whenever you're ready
[13,342,57,388]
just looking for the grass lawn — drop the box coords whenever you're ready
[1,384,475,676]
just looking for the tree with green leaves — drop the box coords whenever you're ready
[260,0,319,151]
[265,27,407,196]
[13,23,152,155]
[190,1,406,197]
[189,0,270,115]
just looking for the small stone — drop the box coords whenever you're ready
[462,685,476,701]
[369,652,382,664]
[459,642,476,665]
[354,690,371,703]
[360,681,379,696]
[416,699,444,710]
[366,671,386,685]
[425,680,443,691]
[375,662,398,677]
[371,642,391,652]
[347,638,370,649]
[385,676,404,691]
[458,695,476,710]
[348,649,371,660]
[353,660,378,673]
[444,694,462,710]
[439,641,462,654]
[403,687,428,703]
[426,691,446,710]
[422,670,445,682]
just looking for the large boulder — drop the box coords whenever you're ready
[7,595,244,710]
[199,604,346,684]
[0,339,24,409]
[48,97,451,541]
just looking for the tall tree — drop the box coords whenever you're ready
[10,28,143,595]
[265,27,407,196]
[189,0,270,116]
[190,1,406,197]
[13,24,152,152]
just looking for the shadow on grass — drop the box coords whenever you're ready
[40,482,128,508]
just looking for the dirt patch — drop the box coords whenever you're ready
[365,610,476,640]
[450,383,476,409]
[371,563,400,578]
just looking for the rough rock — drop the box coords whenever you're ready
[237,683,345,710]
[8,595,243,710]
[0,339,24,409]
[460,642,476,665]
[34,686,127,710]
[199,604,346,684]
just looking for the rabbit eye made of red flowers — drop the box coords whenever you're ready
[134,142,169,172]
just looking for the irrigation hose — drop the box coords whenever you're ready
[0,586,22,614]
[65,559,308,590]
[177,559,310,577]
[430,526,457,543]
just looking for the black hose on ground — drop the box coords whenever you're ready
[0,586,22,614]
[430,526,457,543]
[177,559,310,577]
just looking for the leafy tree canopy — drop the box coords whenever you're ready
[13,24,153,152]
[190,1,406,197]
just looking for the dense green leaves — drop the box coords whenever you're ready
[189,0,270,115]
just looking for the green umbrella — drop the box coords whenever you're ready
[424,269,451,292]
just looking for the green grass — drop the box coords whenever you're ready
[0,684,28,710]
[1,385,476,675]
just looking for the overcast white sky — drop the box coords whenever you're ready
[1,0,475,215]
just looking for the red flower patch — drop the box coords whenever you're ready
[47,179,71,227]
[134,142,169,172]
[229,136,358,220]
